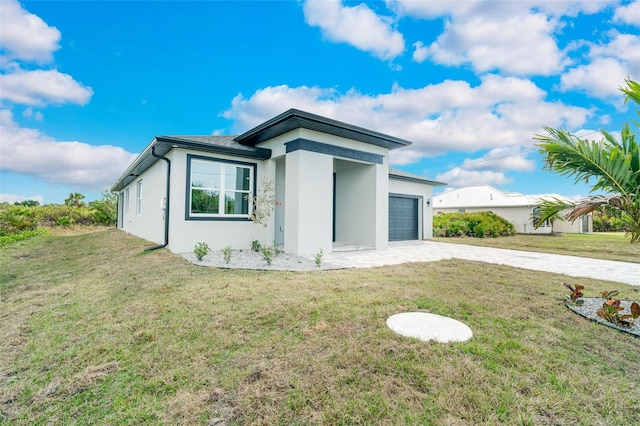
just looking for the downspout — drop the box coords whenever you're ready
[145,146,171,251]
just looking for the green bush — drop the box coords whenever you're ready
[434,212,515,238]
[0,192,117,237]
[88,191,117,225]
[0,205,37,236]
[194,242,210,261]
[0,228,49,246]
[593,211,634,232]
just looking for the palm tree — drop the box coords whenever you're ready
[64,192,86,208]
[533,78,640,243]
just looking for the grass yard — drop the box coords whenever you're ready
[434,232,640,264]
[1,230,639,425]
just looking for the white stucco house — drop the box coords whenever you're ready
[433,185,592,234]
[111,109,446,256]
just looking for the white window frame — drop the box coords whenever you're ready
[532,207,551,227]
[186,155,255,220]
[124,188,130,216]
[136,180,143,216]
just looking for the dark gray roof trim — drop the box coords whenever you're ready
[285,139,384,164]
[389,167,447,186]
[234,109,412,150]
[111,136,271,192]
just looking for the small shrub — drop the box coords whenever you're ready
[0,228,49,246]
[251,240,262,252]
[596,299,640,327]
[315,248,323,267]
[0,205,37,236]
[261,247,276,266]
[55,216,72,227]
[194,242,210,261]
[434,212,515,238]
[222,246,233,264]
[564,283,585,305]
[601,290,620,300]
[273,242,283,256]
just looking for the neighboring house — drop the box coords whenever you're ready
[111,109,446,256]
[433,185,592,234]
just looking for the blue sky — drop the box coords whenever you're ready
[1,0,639,204]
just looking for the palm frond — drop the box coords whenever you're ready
[620,78,640,107]
[534,128,637,196]
[532,199,572,229]
[566,194,640,243]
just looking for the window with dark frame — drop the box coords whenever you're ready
[136,180,142,215]
[187,156,254,219]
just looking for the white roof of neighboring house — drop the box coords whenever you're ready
[433,185,575,209]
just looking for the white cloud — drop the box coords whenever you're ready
[0,0,61,63]
[423,10,565,75]
[590,33,640,69]
[560,33,640,99]
[387,0,479,18]
[460,146,536,172]
[0,193,45,205]
[389,0,612,19]
[223,75,590,165]
[303,0,405,60]
[22,107,44,121]
[613,0,640,26]
[434,168,512,188]
[0,110,137,190]
[561,57,629,98]
[429,146,536,189]
[0,68,93,106]
[390,0,618,76]
[412,41,428,63]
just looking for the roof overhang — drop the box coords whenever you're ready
[111,136,271,192]
[234,109,413,150]
[389,168,447,186]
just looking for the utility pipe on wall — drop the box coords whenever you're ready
[145,146,171,251]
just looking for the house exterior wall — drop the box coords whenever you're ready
[119,159,167,245]
[164,149,274,253]
[274,157,286,246]
[335,160,377,247]
[284,149,334,256]
[374,160,390,250]
[389,178,434,239]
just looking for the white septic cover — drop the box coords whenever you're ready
[386,312,473,343]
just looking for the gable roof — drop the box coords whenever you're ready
[389,168,447,186]
[433,185,575,208]
[234,109,412,150]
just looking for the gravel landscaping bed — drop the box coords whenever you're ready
[181,249,343,271]
[566,298,640,337]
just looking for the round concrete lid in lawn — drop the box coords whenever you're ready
[386,312,473,343]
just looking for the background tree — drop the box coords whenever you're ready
[534,78,640,242]
[64,192,86,208]
[88,191,118,225]
[14,200,40,207]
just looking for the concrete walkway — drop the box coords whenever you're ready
[323,240,640,286]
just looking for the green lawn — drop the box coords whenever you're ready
[434,232,640,263]
[1,230,639,425]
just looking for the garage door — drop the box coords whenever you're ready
[389,196,418,241]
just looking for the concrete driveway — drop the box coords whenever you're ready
[323,240,640,286]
